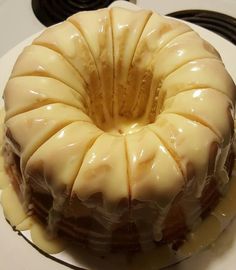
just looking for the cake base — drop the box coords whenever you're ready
[4,137,233,253]
[1,168,236,269]
[1,137,236,269]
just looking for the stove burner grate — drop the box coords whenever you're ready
[167,10,236,45]
[32,0,128,27]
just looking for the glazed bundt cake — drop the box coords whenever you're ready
[3,7,236,252]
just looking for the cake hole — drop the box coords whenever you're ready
[89,89,161,136]
[96,117,148,136]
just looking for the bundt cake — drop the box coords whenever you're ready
[2,7,236,252]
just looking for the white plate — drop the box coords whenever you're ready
[0,1,236,269]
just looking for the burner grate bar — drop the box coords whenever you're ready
[167,10,236,45]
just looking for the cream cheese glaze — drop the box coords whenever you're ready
[4,76,86,120]
[163,88,234,145]
[2,6,236,255]
[11,45,88,100]
[1,184,65,254]
[149,113,221,195]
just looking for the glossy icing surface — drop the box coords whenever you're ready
[2,6,236,255]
